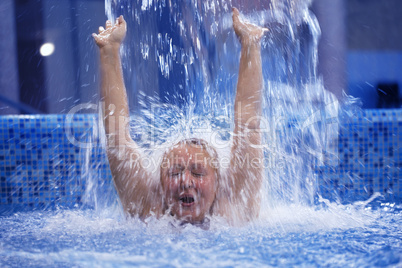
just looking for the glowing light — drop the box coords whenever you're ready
[40,43,55,57]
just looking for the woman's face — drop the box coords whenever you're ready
[160,143,217,223]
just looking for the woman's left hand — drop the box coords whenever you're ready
[93,15,127,49]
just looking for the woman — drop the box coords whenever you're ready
[93,8,266,226]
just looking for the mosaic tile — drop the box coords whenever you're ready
[0,110,401,210]
[316,109,401,203]
[0,114,112,209]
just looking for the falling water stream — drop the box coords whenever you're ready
[104,0,339,209]
[0,0,401,266]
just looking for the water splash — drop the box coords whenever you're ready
[3,203,401,266]
[96,0,350,220]
[1,2,401,266]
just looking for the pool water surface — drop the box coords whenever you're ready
[1,202,401,267]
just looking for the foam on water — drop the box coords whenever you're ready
[1,202,401,266]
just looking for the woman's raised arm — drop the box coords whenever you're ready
[227,8,267,222]
[93,16,159,217]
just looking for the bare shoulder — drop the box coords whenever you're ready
[107,142,162,218]
[212,169,237,220]
[213,167,261,224]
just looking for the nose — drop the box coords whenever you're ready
[181,170,194,189]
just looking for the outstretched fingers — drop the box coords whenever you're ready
[232,7,240,21]
[256,26,269,39]
[115,15,123,25]
[93,16,126,47]
[106,20,112,29]
[116,15,126,30]
[232,7,242,31]
[92,33,100,43]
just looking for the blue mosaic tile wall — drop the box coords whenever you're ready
[0,110,401,211]
[317,109,402,203]
[0,114,112,210]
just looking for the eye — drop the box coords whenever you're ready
[191,165,207,177]
[168,171,181,177]
[168,166,183,177]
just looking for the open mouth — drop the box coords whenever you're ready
[179,195,195,207]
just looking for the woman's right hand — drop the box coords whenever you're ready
[232,8,267,46]
[93,15,127,49]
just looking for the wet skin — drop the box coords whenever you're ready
[160,144,218,223]
[94,8,265,224]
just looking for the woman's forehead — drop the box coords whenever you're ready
[165,144,211,161]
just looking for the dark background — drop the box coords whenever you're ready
[0,0,401,114]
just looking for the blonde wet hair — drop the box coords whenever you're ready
[160,138,220,173]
